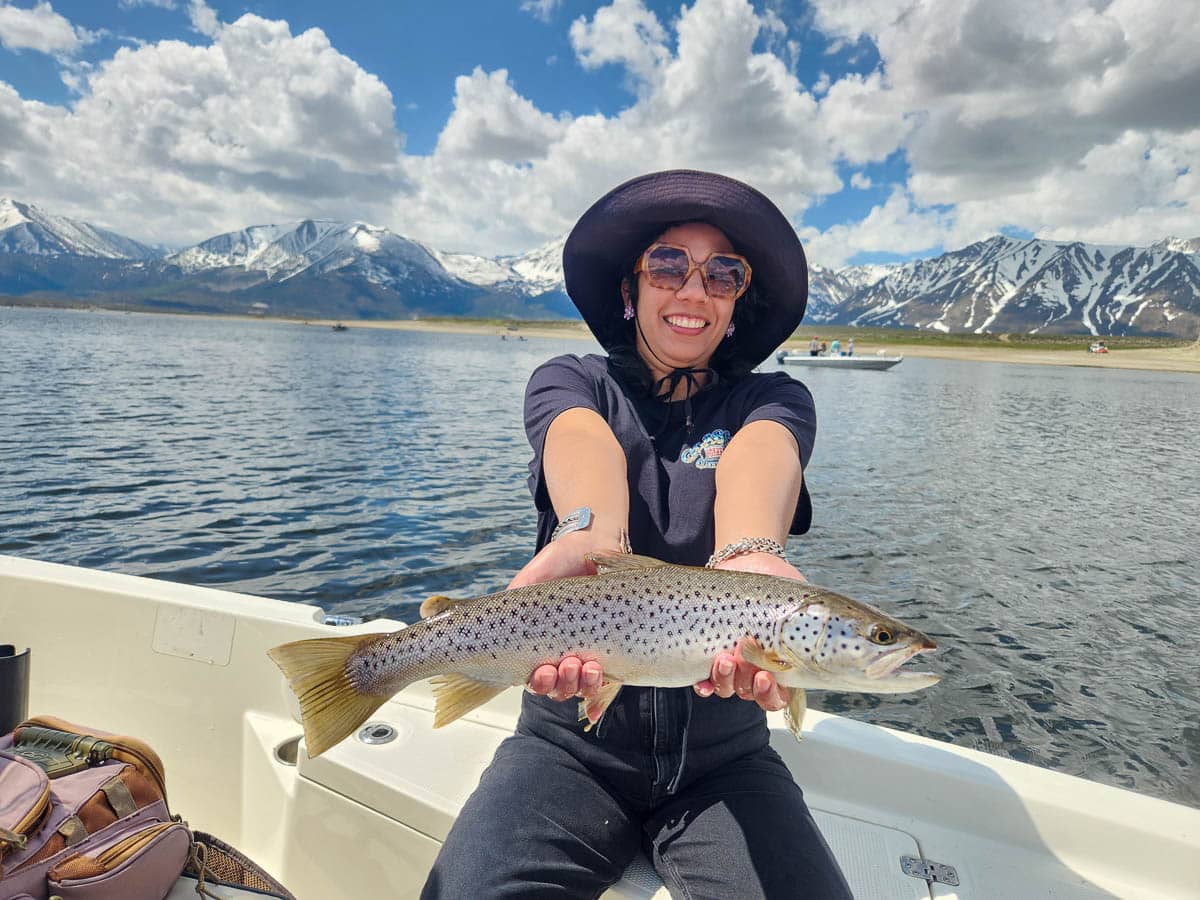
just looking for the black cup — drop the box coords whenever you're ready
[1,644,31,735]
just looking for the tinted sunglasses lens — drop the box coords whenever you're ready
[704,256,748,299]
[644,246,690,289]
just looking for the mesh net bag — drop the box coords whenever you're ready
[184,831,296,899]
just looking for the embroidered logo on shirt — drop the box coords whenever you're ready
[679,429,731,469]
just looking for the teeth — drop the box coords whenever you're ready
[666,315,707,329]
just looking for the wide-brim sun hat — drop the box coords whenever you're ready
[562,169,808,369]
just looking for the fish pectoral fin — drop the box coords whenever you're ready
[783,688,807,741]
[578,680,624,733]
[430,674,509,728]
[419,594,469,619]
[586,552,669,574]
[739,637,793,673]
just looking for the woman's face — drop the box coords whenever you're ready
[625,222,740,379]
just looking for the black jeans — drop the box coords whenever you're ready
[422,687,853,899]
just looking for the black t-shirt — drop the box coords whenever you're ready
[524,354,816,564]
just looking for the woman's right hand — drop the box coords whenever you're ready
[510,531,616,719]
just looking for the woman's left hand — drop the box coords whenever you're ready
[693,551,807,712]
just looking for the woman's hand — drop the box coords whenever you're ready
[511,530,620,720]
[693,551,806,712]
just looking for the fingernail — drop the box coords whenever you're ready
[718,660,734,677]
[696,684,713,697]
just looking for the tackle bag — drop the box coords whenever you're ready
[0,716,183,900]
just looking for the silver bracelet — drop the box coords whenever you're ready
[706,537,787,568]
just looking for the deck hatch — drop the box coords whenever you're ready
[901,855,960,886]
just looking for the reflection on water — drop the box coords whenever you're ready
[2,306,1198,808]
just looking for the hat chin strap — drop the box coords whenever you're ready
[633,308,714,438]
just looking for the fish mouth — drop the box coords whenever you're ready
[864,642,939,684]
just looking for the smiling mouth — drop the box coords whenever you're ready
[664,315,709,331]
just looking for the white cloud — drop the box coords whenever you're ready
[800,189,954,268]
[119,0,178,9]
[520,0,561,22]
[0,1,93,55]
[569,0,669,90]
[2,0,1195,262]
[187,0,219,38]
[808,0,1200,254]
[0,14,407,244]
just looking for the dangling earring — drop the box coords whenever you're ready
[724,323,735,338]
[624,301,635,321]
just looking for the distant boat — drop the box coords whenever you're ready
[777,350,903,370]
[331,323,348,332]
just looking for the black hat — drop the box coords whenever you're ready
[562,169,808,368]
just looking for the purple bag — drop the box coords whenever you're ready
[0,723,183,900]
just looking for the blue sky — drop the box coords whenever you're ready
[0,1,1196,266]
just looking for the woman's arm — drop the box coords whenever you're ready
[696,419,806,711]
[509,407,630,716]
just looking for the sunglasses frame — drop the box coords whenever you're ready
[634,242,753,301]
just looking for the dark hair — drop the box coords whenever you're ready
[606,232,770,393]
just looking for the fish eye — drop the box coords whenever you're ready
[868,625,896,645]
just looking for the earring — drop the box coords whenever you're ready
[724,323,735,338]
[623,301,635,321]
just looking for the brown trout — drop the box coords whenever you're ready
[268,553,940,756]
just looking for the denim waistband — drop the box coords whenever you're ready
[518,685,769,803]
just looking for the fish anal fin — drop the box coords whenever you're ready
[430,674,509,728]
[739,637,793,673]
[420,595,468,619]
[784,688,807,741]
[578,680,624,732]
[586,552,669,574]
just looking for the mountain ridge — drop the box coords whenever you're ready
[2,197,1197,337]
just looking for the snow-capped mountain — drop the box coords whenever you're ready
[838,235,1200,337]
[168,219,463,291]
[1,197,1196,336]
[0,198,157,259]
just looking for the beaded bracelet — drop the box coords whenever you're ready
[705,537,787,568]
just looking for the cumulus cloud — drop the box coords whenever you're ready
[0,13,407,243]
[1,0,1195,261]
[0,1,93,55]
[520,0,561,22]
[807,0,1200,255]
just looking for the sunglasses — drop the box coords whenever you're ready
[634,242,753,301]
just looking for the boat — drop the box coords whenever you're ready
[331,323,348,332]
[777,349,904,370]
[2,554,1197,899]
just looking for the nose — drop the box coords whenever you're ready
[676,268,708,301]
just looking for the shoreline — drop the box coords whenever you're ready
[9,305,1199,373]
[305,316,1200,375]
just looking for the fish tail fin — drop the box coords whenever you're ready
[268,635,389,757]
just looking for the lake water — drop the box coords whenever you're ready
[2,306,1198,808]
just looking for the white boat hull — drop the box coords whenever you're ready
[777,350,904,370]
[2,555,1197,899]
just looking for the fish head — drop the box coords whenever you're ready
[775,592,940,694]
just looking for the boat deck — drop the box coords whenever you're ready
[2,556,1197,899]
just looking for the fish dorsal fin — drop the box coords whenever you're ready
[586,552,669,574]
[429,674,509,728]
[419,594,469,619]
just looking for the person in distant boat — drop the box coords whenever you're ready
[830,337,841,356]
[423,171,850,899]
[820,339,828,355]
[847,337,855,357]
[809,334,820,356]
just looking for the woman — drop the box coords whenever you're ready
[423,171,852,899]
